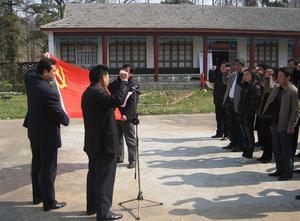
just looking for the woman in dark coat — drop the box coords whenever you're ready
[238,68,261,164]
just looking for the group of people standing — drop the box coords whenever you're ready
[24,56,139,221]
[210,58,300,200]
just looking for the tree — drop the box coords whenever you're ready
[261,0,288,7]
[161,0,194,4]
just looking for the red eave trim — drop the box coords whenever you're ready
[40,27,300,37]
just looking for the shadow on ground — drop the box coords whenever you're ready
[0,163,88,196]
[159,171,300,188]
[142,146,225,158]
[170,189,300,220]
[141,137,215,144]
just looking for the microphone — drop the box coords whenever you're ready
[130,85,141,95]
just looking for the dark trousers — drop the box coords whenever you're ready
[34,145,58,207]
[214,101,226,136]
[257,118,273,160]
[117,120,137,163]
[225,99,242,149]
[86,153,117,219]
[293,121,299,155]
[255,116,263,145]
[239,114,255,158]
[271,125,294,177]
[30,143,41,202]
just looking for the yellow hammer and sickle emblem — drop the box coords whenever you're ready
[55,65,67,89]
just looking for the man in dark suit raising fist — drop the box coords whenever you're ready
[81,65,129,221]
[25,58,70,211]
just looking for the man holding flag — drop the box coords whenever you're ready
[81,65,129,221]
[24,57,70,211]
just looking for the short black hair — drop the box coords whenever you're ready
[122,63,134,74]
[288,58,295,64]
[277,67,291,78]
[89,65,109,83]
[235,58,246,67]
[258,63,269,70]
[220,61,231,68]
[36,58,56,76]
[243,68,256,83]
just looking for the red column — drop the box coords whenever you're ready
[102,34,108,65]
[153,34,159,82]
[203,34,208,80]
[293,37,299,61]
[249,36,255,69]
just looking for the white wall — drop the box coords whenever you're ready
[237,37,248,62]
[48,32,55,55]
[193,36,202,68]
[146,36,154,68]
[98,36,103,65]
[278,38,288,67]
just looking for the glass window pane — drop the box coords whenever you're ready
[172,62,178,67]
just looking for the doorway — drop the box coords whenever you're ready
[212,51,229,68]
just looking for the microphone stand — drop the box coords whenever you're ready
[119,87,163,220]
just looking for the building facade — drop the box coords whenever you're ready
[41,3,300,81]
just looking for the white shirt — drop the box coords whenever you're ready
[229,75,237,99]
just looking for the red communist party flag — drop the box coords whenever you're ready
[50,54,123,120]
[50,54,89,118]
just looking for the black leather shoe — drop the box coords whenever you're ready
[117,159,124,164]
[43,201,67,211]
[33,198,42,205]
[127,161,136,169]
[86,210,96,216]
[261,159,272,164]
[220,136,228,141]
[268,171,281,177]
[278,175,293,181]
[212,134,222,138]
[223,144,233,150]
[257,157,263,161]
[98,211,123,221]
[296,195,300,200]
[294,169,300,174]
[231,147,241,152]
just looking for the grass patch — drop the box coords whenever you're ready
[0,89,215,119]
[138,89,215,115]
[0,95,27,120]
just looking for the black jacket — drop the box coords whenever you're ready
[26,77,70,149]
[209,70,227,104]
[108,76,139,120]
[23,69,37,128]
[238,82,261,120]
[292,69,300,98]
[81,81,129,155]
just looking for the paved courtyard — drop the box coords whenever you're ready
[0,114,300,221]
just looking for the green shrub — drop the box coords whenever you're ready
[0,81,13,92]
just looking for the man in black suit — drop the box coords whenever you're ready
[209,62,230,140]
[109,64,139,169]
[222,59,245,152]
[81,65,129,221]
[24,58,70,211]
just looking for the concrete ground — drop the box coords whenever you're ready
[0,114,300,221]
